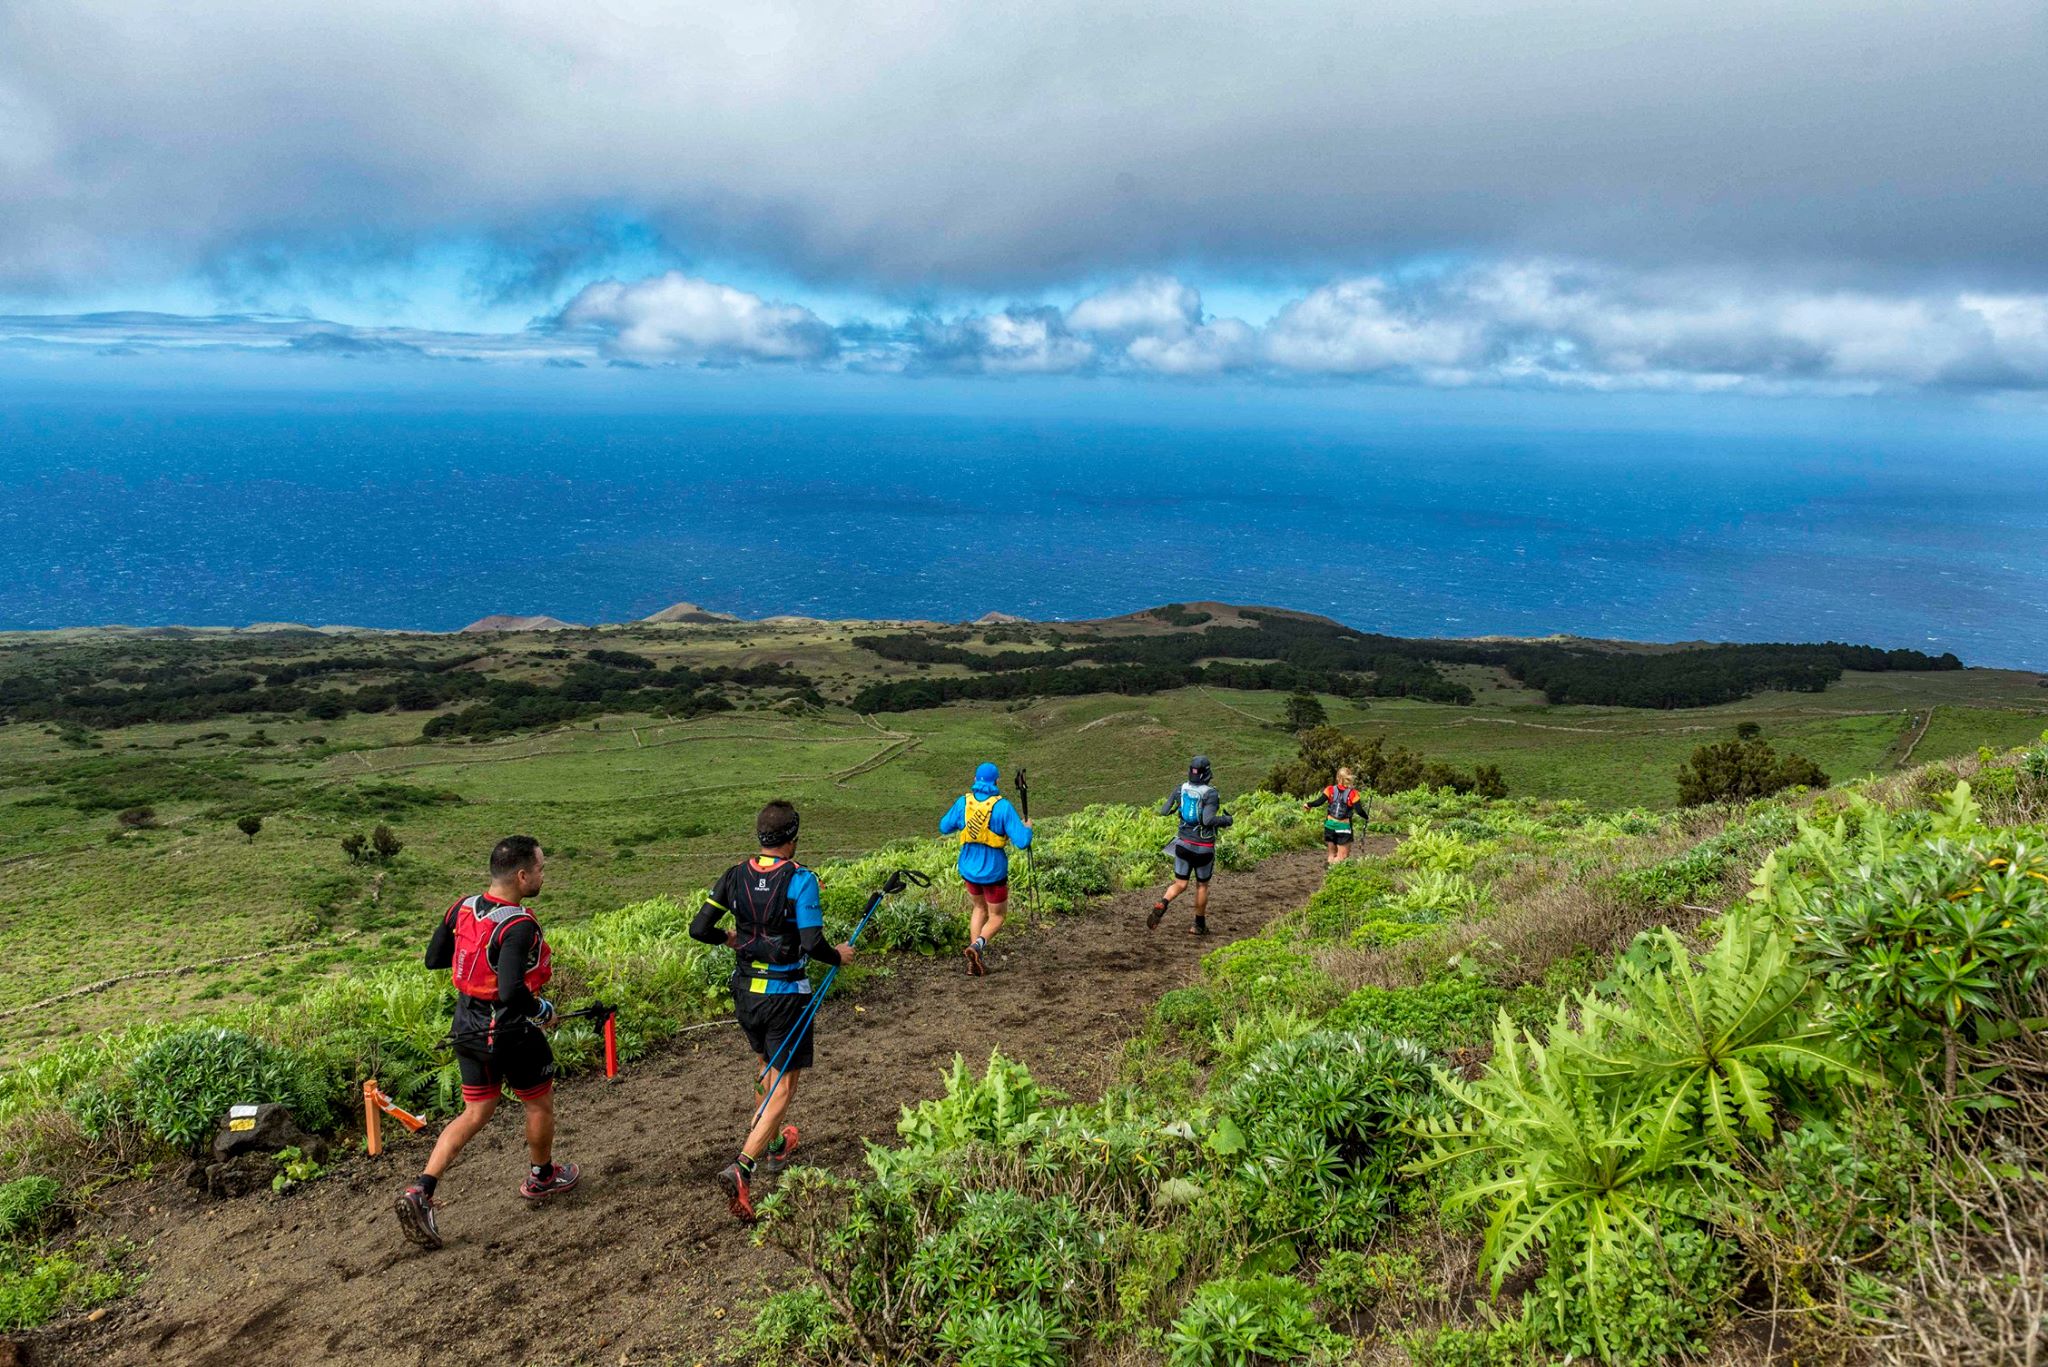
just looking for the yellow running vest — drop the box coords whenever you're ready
[958,794,1007,850]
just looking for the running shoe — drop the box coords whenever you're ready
[758,1124,801,1175]
[718,1163,757,1223]
[519,1161,582,1201]
[1188,918,1210,937]
[394,1184,442,1250]
[1146,900,1168,931]
[964,941,986,976]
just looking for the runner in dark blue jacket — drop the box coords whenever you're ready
[1147,755,1232,936]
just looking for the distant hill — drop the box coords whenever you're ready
[460,614,581,633]
[641,601,740,624]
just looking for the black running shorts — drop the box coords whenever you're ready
[1172,842,1217,884]
[454,1026,555,1103]
[733,981,815,1072]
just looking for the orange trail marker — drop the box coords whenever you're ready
[362,1079,427,1157]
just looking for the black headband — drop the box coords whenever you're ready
[759,813,800,847]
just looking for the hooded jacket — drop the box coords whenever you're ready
[938,762,1033,884]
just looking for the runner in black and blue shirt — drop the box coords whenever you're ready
[689,799,853,1222]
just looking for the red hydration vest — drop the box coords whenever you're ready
[448,894,553,1002]
[1324,786,1362,821]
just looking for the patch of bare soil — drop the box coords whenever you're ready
[30,848,1354,1367]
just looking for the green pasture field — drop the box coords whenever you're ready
[0,615,2041,1056]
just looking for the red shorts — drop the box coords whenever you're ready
[963,878,1009,905]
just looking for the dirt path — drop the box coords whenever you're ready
[33,848,1346,1367]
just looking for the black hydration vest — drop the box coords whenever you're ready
[726,858,807,982]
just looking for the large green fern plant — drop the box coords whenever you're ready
[1575,917,1878,1156]
[1413,913,1878,1361]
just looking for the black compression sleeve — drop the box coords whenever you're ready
[798,924,847,967]
[494,918,540,1017]
[688,886,731,946]
[424,906,456,970]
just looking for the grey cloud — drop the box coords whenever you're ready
[2,1,2046,296]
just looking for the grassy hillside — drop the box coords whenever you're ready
[1,602,2045,1361]
[1,614,2040,1054]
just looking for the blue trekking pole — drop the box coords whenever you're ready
[751,867,931,1125]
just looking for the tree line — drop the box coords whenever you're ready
[852,613,1962,714]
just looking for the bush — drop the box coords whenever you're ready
[115,806,157,829]
[726,1285,853,1365]
[1220,1028,1440,1245]
[0,1177,63,1240]
[1526,1224,1735,1364]
[1677,737,1828,806]
[106,1027,333,1151]
[1166,1274,1346,1367]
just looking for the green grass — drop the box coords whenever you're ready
[1,617,2039,1055]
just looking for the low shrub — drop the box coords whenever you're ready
[1220,1027,1440,1246]
[0,1177,63,1240]
[88,1027,333,1151]
[1166,1274,1347,1367]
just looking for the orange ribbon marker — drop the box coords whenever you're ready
[362,1079,427,1157]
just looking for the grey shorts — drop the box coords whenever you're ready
[1172,843,1216,883]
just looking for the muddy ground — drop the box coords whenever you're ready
[28,848,1351,1366]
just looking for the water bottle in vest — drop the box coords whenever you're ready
[1179,785,1203,825]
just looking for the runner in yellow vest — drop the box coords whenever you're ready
[938,762,1034,976]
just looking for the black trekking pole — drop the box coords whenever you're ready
[750,868,932,1126]
[1016,768,1042,919]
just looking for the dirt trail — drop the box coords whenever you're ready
[35,848,1349,1367]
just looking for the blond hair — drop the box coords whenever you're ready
[1335,767,1355,787]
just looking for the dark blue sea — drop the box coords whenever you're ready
[2,403,2044,669]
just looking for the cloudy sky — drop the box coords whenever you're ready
[4,0,2048,401]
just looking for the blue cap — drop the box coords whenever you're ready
[973,762,1000,795]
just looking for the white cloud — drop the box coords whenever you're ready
[1263,279,1482,374]
[555,273,834,362]
[1066,277,1202,340]
[11,261,2048,398]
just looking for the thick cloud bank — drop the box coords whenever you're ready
[2,0,2045,293]
[12,262,2048,396]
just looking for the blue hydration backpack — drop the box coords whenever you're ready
[1179,785,1204,825]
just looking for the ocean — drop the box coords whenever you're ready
[2,403,2044,669]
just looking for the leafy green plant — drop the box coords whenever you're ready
[110,1026,332,1150]
[0,1177,63,1240]
[1222,1027,1440,1246]
[1525,1223,1734,1363]
[895,1051,1054,1156]
[270,1145,326,1193]
[1577,916,1877,1157]
[1166,1274,1347,1367]
[724,1284,852,1365]
[1791,833,2048,1093]
[1325,978,1505,1051]
[1398,823,1489,875]
[0,1240,128,1332]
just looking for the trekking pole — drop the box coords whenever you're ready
[1016,768,1042,919]
[750,868,932,1126]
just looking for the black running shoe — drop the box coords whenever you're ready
[394,1184,441,1250]
[1146,900,1168,931]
